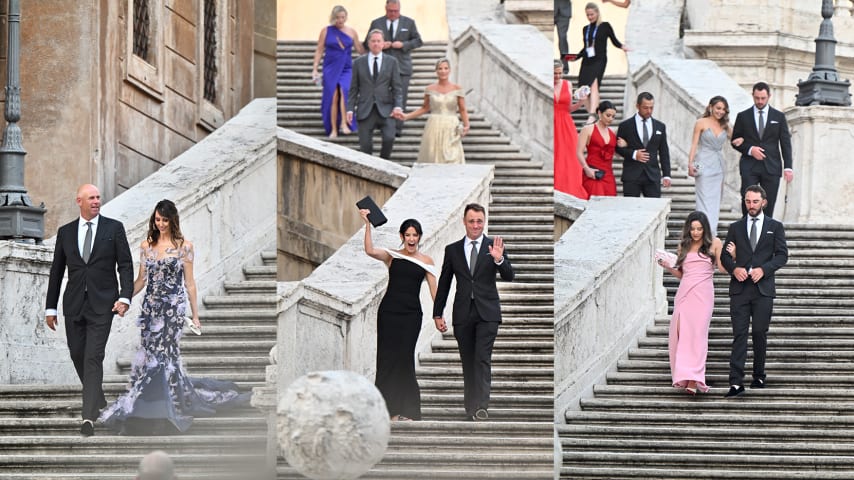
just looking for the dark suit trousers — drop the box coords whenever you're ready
[453,300,500,415]
[729,282,774,385]
[358,105,396,159]
[395,75,412,133]
[740,169,781,217]
[65,296,113,420]
[622,177,661,198]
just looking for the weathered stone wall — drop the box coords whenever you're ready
[277,129,409,281]
[0,99,275,384]
[554,196,670,420]
[277,163,494,390]
[0,0,255,234]
[453,24,552,169]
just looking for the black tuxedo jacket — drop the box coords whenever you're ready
[364,16,422,76]
[731,106,792,177]
[721,216,788,297]
[616,116,671,183]
[347,53,404,120]
[45,216,134,317]
[432,236,514,324]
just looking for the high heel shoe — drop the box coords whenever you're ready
[340,124,352,135]
[686,382,698,395]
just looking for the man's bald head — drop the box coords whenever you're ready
[76,184,101,221]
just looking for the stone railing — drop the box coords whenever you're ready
[277,128,408,281]
[554,196,670,420]
[452,24,552,169]
[277,163,494,390]
[628,58,752,215]
[0,98,276,384]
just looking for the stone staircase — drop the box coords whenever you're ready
[278,40,554,479]
[558,171,854,476]
[0,251,277,479]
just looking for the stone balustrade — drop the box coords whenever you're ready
[554,195,670,419]
[452,24,552,169]
[0,98,276,384]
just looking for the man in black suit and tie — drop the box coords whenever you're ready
[615,92,671,197]
[721,185,788,398]
[347,29,404,159]
[731,81,794,217]
[365,0,422,136]
[45,184,134,436]
[433,203,514,421]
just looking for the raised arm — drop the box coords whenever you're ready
[360,209,392,264]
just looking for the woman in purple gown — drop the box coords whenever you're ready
[658,211,726,395]
[99,200,249,435]
[312,5,365,138]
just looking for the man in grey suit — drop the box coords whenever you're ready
[347,29,405,159]
[365,0,422,136]
[555,0,572,74]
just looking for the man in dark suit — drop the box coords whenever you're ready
[615,92,671,197]
[45,184,134,436]
[731,81,794,217]
[721,185,788,398]
[347,29,404,159]
[433,203,514,421]
[365,0,422,135]
[554,0,572,74]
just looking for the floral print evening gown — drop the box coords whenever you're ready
[99,244,250,434]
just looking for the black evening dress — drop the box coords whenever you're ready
[375,257,427,420]
[577,21,623,88]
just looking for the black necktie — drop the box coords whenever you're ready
[750,217,758,250]
[757,109,765,138]
[82,222,93,263]
[372,56,378,81]
[390,21,395,40]
[642,119,649,147]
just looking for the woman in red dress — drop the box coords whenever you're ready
[553,60,588,199]
[576,100,619,197]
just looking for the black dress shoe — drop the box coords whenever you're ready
[724,385,745,398]
[474,408,489,421]
[80,420,95,437]
[750,378,766,389]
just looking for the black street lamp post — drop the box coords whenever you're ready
[795,0,852,106]
[0,0,45,242]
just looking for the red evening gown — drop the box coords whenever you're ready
[553,80,588,199]
[581,125,617,197]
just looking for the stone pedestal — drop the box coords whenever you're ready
[278,371,390,480]
[780,106,854,225]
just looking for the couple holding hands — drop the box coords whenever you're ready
[360,203,513,422]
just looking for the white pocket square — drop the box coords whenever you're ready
[655,130,662,135]
[770,120,779,124]
[766,231,774,234]
[400,28,409,31]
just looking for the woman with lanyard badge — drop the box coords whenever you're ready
[573,2,628,125]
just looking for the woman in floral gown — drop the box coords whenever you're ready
[100,200,249,434]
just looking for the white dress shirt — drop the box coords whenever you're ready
[369,52,383,74]
[386,19,398,39]
[746,211,765,245]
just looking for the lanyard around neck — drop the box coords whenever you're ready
[587,23,599,47]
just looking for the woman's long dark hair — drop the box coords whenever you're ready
[675,211,714,269]
[147,199,184,248]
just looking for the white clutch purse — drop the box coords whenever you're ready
[185,317,202,335]
[654,249,678,269]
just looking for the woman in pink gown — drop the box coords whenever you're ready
[553,60,587,198]
[658,211,725,394]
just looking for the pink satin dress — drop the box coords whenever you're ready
[669,252,715,392]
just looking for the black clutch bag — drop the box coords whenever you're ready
[356,196,388,228]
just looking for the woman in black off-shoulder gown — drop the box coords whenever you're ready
[359,209,439,421]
